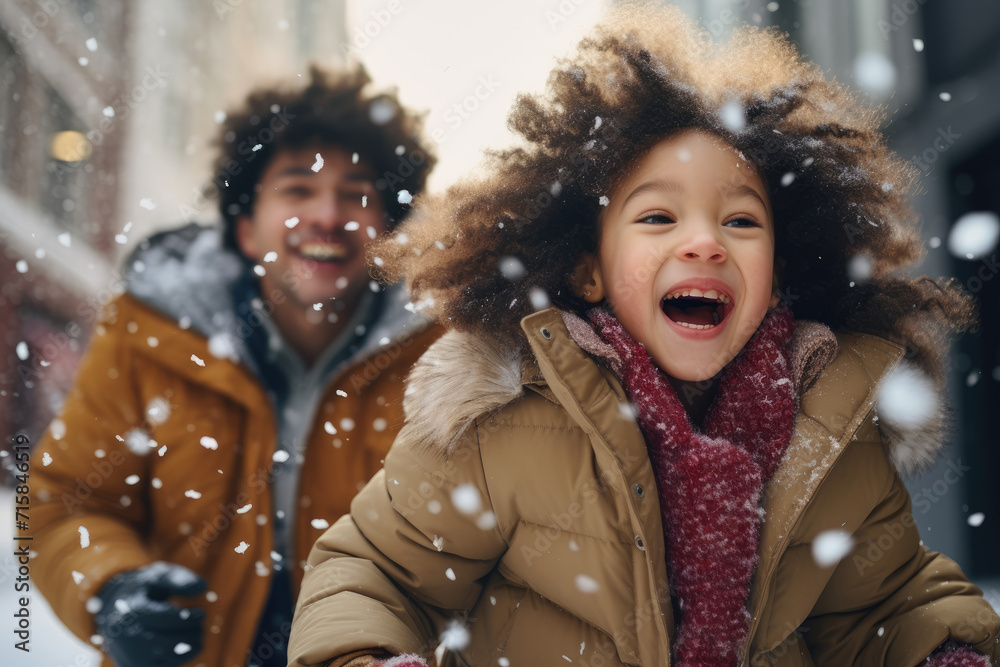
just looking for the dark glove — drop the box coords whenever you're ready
[94,561,208,667]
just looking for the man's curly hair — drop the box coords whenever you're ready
[212,64,435,250]
[371,3,974,385]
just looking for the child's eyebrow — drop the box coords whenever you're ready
[620,180,770,218]
[621,179,685,209]
[720,183,771,218]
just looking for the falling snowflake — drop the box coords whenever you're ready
[185,489,202,499]
[236,503,252,514]
[284,216,299,228]
[16,342,28,361]
[575,574,600,593]
[968,512,985,527]
[440,620,471,651]
[58,232,72,247]
[311,153,324,172]
[368,98,397,125]
[263,251,278,262]
[451,485,481,515]
[139,198,157,210]
[529,287,550,311]
[208,333,238,360]
[812,529,854,567]
[273,450,290,463]
[42,452,53,466]
[598,195,610,207]
[853,52,896,95]
[79,526,90,548]
[499,256,526,282]
[876,363,938,430]
[397,190,413,205]
[311,518,330,530]
[200,436,219,450]
[847,254,874,282]
[719,99,746,132]
[125,429,153,455]
[445,567,457,581]
[190,354,205,367]
[174,643,192,655]
[234,541,249,554]
[72,570,85,585]
[324,421,337,435]
[781,172,796,187]
[948,211,999,260]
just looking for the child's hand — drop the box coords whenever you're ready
[924,643,993,666]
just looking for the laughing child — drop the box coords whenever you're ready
[288,5,1000,666]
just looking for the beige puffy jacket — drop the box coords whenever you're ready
[290,309,1000,666]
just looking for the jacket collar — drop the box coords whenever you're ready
[122,223,432,401]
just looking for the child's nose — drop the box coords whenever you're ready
[676,229,727,263]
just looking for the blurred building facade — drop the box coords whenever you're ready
[0,0,347,471]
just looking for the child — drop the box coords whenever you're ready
[288,5,999,666]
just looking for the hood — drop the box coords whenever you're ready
[123,222,431,375]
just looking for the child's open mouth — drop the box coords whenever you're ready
[661,288,733,330]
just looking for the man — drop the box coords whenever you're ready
[29,66,439,667]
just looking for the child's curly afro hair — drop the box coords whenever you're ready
[372,2,974,385]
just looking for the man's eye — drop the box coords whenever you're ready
[637,214,674,225]
[340,189,369,202]
[282,186,311,197]
[724,217,762,228]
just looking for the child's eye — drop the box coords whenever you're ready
[637,213,675,225]
[723,217,762,228]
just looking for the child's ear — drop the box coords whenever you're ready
[769,257,785,309]
[572,254,605,304]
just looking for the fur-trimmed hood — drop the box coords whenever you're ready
[402,311,945,477]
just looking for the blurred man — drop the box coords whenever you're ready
[29,66,438,667]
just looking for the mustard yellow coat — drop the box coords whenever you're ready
[29,288,439,667]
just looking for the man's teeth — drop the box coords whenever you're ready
[298,242,347,261]
[676,321,716,329]
[662,288,731,304]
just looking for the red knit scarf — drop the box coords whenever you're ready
[589,307,798,666]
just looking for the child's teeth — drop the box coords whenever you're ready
[677,321,716,329]
[687,288,704,298]
[703,289,718,300]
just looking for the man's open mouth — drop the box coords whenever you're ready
[661,288,733,330]
[296,241,349,263]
